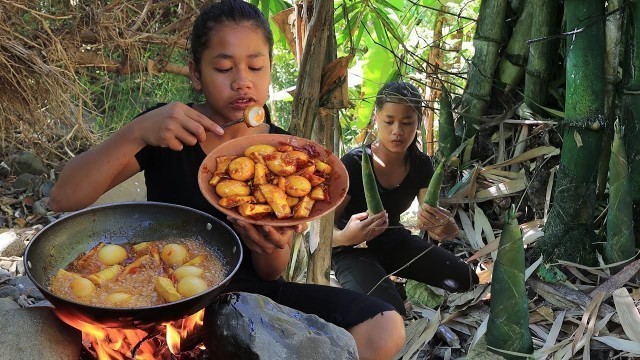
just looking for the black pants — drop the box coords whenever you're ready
[223,268,397,329]
[332,227,479,316]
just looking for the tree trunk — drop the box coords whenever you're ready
[535,0,606,265]
[286,0,340,285]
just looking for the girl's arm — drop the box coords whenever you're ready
[49,102,221,212]
[332,195,388,247]
[417,187,459,241]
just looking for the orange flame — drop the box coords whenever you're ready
[165,309,204,355]
[54,309,205,359]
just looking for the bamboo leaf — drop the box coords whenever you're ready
[613,288,640,342]
[405,310,441,360]
[593,336,640,354]
[486,146,558,169]
[474,178,526,200]
[458,209,481,249]
[473,204,490,252]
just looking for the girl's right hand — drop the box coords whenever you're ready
[133,102,223,150]
[340,211,389,246]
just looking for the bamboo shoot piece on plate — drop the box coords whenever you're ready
[87,265,123,286]
[155,277,182,302]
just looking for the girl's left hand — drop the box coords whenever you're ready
[418,203,459,241]
[228,217,304,254]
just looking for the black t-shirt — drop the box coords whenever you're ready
[133,103,289,280]
[336,144,434,230]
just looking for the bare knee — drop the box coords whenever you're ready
[349,311,405,360]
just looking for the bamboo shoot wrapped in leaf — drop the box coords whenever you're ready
[437,84,459,162]
[419,161,446,238]
[486,206,533,359]
[362,144,384,215]
[605,118,635,266]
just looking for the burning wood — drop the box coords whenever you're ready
[55,308,206,360]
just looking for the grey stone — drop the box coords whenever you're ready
[0,297,20,312]
[204,292,358,360]
[0,231,26,257]
[33,200,50,216]
[9,275,46,301]
[31,300,54,307]
[38,179,55,198]
[7,151,48,176]
[0,306,81,360]
[0,268,11,284]
[0,285,20,300]
[12,173,41,191]
[0,162,9,177]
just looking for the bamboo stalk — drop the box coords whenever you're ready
[460,0,508,140]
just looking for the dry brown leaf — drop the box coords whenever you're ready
[612,288,640,342]
[593,336,640,355]
[571,292,604,355]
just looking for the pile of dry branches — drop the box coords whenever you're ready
[0,0,201,164]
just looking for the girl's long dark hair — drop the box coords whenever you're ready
[374,81,423,163]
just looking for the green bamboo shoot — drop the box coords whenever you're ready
[486,207,533,359]
[423,161,445,207]
[437,84,459,162]
[420,161,446,238]
[605,119,635,266]
[362,144,384,215]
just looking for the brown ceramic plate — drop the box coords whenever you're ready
[198,134,349,227]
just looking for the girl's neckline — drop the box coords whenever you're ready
[367,144,410,190]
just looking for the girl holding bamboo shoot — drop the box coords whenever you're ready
[332,81,478,316]
[49,2,405,359]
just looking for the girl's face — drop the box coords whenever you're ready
[190,22,271,123]
[375,102,419,154]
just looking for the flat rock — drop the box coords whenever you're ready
[205,292,358,360]
[0,306,81,360]
[0,231,26,257]
[6,151,48,176]
[0,297,20,312]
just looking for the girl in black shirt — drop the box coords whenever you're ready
[50,1,406,359]
[332,81,479,316]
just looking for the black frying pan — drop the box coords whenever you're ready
[24,201,242,329]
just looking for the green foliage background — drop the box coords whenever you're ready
[81,0,480,151]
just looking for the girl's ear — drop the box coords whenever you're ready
[189,60,202,91]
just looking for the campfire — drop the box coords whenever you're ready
[54,309,207,360]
